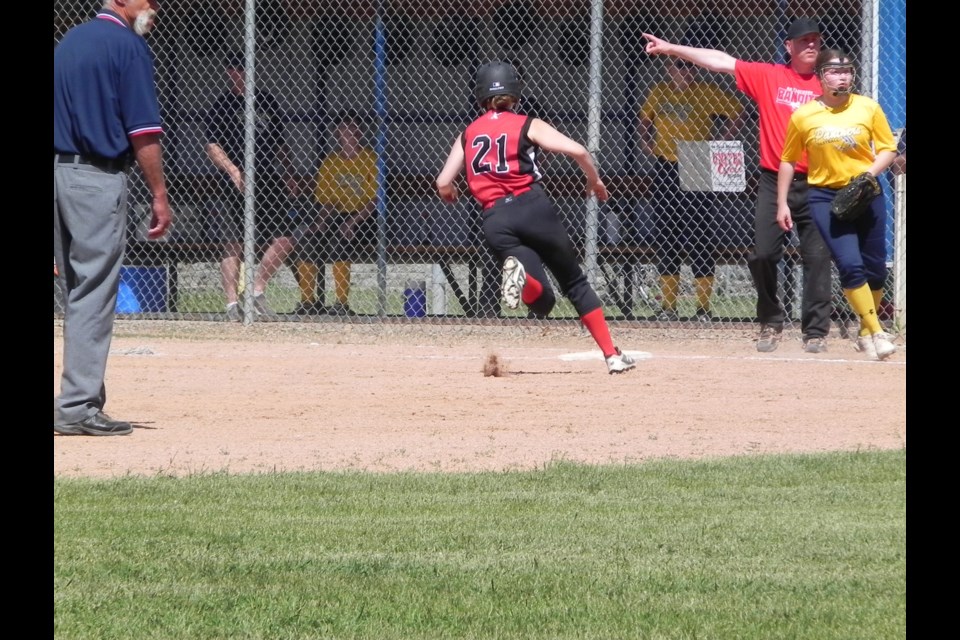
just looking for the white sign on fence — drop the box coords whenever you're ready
[677,140,746,192]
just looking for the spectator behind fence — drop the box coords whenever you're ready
[435,61,637,374]
[301,114,379,316]
[778,49,898,361]
[54,0,172,436]
[643,18,833,353]
[203,52,299,321]
[638,56,744,322]
[237,114,378,317]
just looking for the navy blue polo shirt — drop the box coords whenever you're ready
[53,10,163,160]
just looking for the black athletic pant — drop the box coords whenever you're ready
[481,186,601,318]
[652,158,716,278]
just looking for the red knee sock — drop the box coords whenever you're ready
[521,274,543,305]
[580,308,616,358]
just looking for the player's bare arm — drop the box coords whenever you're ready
[869,150,897,177]
[527,118,608,202]
[641,32,737,75]
[435,134,465,203]
[775,160,796,232]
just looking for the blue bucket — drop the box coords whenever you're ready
[116,267,168,313]
[403,280,426,318]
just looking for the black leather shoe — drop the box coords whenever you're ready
[54,412,132,436]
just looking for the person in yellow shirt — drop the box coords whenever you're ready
[299,114,379,316]
[638,57,743,321]
[778,49,898,360]
[246,114,378,316]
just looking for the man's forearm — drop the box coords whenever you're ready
[132,133,168,201]
[205,143,238,175]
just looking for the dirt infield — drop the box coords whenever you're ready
[53,320,906,478]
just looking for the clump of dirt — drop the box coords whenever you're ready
[483,353,508,377]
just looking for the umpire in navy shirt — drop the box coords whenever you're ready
[53,0,172,436]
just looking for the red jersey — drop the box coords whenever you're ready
[462,110,543,209]
[734,61,820,173]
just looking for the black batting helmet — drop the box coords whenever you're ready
[475,61,521,104]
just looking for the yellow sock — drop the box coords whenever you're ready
[844,283,883,336]
[858,288,885,337]
[659,274,680,311]
[333,261,351,305]
[694,276,714,311]
[295,261,319,303]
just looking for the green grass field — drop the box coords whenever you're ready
[54,449,906,640]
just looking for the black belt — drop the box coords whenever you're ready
[485,183,542,210]
[762,168,807,182]
[54,153,130,172]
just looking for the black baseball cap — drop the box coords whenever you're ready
[786,17,821,40]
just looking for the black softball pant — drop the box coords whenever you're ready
[651,158,716,278]
[748,170,832,337]
[481,187,602,318]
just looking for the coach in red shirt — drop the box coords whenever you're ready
[642,18,833,354]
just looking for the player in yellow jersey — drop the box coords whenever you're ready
[777,49,898,360]
[305,114,379,315]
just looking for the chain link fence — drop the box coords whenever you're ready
[54,0,906,337]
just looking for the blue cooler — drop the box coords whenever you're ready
[116,266,168,313]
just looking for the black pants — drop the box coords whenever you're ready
[211,173,293,244]
[652,158,716,277]
[299,212,377,263]
[748,171,832,337]
[481,186,601,317]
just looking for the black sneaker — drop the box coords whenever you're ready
[756,324,783,352]
[655,308,680,322]
[693,308,714,323]
[802,336,828,353]
[328,302,356,316]
[292,300,324,315]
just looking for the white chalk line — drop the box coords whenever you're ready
[397,350,905,366]
[110,345,904,366]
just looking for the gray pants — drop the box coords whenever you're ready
[53,158,128,425]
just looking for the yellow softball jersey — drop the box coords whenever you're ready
[313,148,378,213]
[639,81,743,162]
[782,94,896,189]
